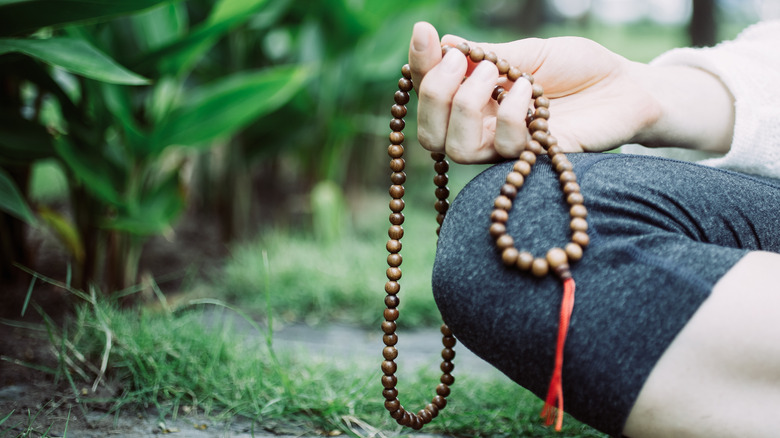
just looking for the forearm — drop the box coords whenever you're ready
[631,62,735,154]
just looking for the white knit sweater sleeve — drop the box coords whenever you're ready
[649,20,780,179]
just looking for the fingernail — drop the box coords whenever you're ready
[412,23,428,51]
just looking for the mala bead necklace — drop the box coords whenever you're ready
[383,41,589,431]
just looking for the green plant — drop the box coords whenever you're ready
[0,0,309,291]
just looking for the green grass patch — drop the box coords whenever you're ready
[48,295,606,437]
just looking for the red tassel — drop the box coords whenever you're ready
[541,277,576,431]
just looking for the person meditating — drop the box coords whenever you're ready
[405,20,780,438]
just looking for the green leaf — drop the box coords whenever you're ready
[106,171,184,235]
[132,0,268,77]
[0,37,149,85]
[151,64,310,150]
[0,111,56,165]
[0,0,172,37]
[39,206,84,263]
[54,137,124,206]
[0,167,37,224]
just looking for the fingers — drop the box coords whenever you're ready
[416,49,467,152]
[495,79,532,158]
[409,22,442,93]
[445,61,501,163]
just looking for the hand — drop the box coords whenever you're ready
[407,22,733,164]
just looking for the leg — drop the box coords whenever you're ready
[623,250,780,438]
[433,153,780,437]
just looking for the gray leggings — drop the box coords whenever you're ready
[432,153,780,436]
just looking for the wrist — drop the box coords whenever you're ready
[631,63,734,153]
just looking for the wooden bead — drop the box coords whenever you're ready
[398,77,413,92]
[440,361,454,373]
[570,217,588,232]
[492,86,505,100]
[495,234,514,250]
[570,203,588,218]
[531,130,549,147]
[491,208,509,223]
[391,171,406,185]
[469,46,485,62]
[386,267,402,281]
[389,184,404,198]
[563,181,581,195]
[565,242,583,262]
[383,387,398,399]
[433,174,448,187]
[496,91,508,104]
[389,131,404,145]
[440,373,455,385]
[572,230,590,247]
[391,104,406,118]
[507,66,523,82]
[436,213,445,226]
[383,333,398,346]
[386,239,401,253]
[547,145,562,157]
[431,152,446,161]
[484,51,498,64]
[441,347,456,360]
[531,257,549,277]
[494,195,512,210]
[419,408,433,424]
[521,72,534,84]
[546,135,559,148]
[426,403,439,419]
[394,90,410,105]
[389,198,405,213]
[532,84,544,98]
[401,64,412,79]
[496,59,510,75]
[502,247,519,266]
[432,395,447,409]
[456,42,470,56]
[535,96,550,108]
[436,383,451,397]
[382,360,397,374]
[385,295,399,308]
[500,183,518,199]
[390,118,405,131]
[388,225,404,239]
[567,192,584,205]
[506,170,525,187]
[388,144,403,158]
[387,253,402,267]
[435,187,449,200]
[385,280,400,294]
[516,251,534,271]
[556,159,574,173]
[441,324,453,336]
[559,171,577,185]
[528,118,548,133]
[442,335,456,348]
[534,106,550,120]
[489,222,506,238]
[385,399,400,412]
[383,346,398,360]
[513,160,531,176]
[546,247,568,269]
[551,153,568,168]
[382,321,397,334]
[389,213,404,225]
[435,200,449,214]
[390,158,405,172]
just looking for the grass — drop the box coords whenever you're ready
[11,290,605,437]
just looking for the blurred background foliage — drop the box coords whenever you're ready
[0,0,766,296]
